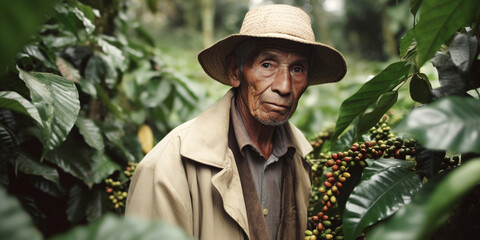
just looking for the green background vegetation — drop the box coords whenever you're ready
[0,0,479,239]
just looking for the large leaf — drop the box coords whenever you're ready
[86,186,109,223]
[343,159,422,240]
[357,91,398,137]
[76,117,105,151]
[331,62,410,141]
[90,152,120,185]
[17,153,60,187]
[330,127,356,153]
[414,0,480,67]
[66,183,89,224]
[415,145,445,179]
[431,51,469,98]
[45,137,94,187]
[449,32,477,73]
[18,68,80,158]
[395,96,480,153]
[367,158,480,240]
[0,91,42,126]
[50,213,191,240]
[0,188,42,240]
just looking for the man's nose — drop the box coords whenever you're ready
[272,67,292,96]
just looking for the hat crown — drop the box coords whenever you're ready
[240,4,315,42]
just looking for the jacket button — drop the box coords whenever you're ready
[263,208,268,216]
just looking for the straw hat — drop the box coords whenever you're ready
[198,4,347,86]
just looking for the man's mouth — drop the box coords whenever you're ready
[264,102,291,111]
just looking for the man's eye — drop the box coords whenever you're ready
[293,67,304,73]
[261,63,271,68]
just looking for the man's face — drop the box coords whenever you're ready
[236,39,310,126]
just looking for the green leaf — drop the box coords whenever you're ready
[76,117,105,151]
[409,0,423,16]
[414,0,480,67]
[343,159,422,240]
[0,91,42,126]
[0,0,56,71]
[415,145,445,179]
[331,62,410,141]
[24,44,57,70]
[91,152,120,185]
[357,91,398,137]
[96,37,127,71]
[53,4,80,39]
[70,4,95,34]
[66,183,89,224]
[0,188,42,240]
[17,153,60,187]
[140,79,172,108]
[85,54,114,85]
[134,24,156,46]
[0,123,17,187]
[331,127,356,153]
[50,214,191,240]
[334,165,365,219]
[96,84,124,120]
[399,28,417,63]
[45,137,94,187]
[409,73,432,103]
[367,158,480,240]
[86,186,109,223]
[394,96,480,153]
[18,68,80,158]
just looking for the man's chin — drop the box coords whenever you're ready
[256,117,288,126]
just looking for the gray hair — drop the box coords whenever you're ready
[232,38,259,72]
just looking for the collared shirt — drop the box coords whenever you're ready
[230,97,295,240]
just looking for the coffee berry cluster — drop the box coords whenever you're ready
[305,120,417,240]
[440,156,460,170]
[104,162,137,213]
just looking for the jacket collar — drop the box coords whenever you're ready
[180,89,313,168]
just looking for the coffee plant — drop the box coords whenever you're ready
[305,117,419,240]
[303,0,480,239]
[0,0,196,239]
[1,0,479,239]
[104,162,137,213]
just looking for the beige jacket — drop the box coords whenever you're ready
[125,90,313,240]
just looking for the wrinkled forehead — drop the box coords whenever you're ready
[254,38,312,60]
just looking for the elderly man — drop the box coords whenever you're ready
[125,4,346,240]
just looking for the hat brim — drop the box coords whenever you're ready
[198,33,347,86]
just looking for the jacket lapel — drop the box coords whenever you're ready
[179,89,313,239]
[180,89,250,237]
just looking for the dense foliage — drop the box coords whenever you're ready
[304,0,480,239]
[0,0,479,239]
[0,0,195,238]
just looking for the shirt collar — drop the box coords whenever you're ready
[230,96,295,158]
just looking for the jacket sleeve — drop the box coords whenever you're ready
[125,133,193,236]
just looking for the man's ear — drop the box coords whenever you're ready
[226,55,241,87]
